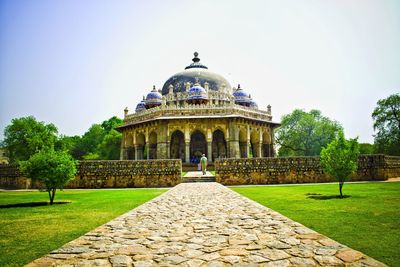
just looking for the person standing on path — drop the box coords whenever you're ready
[200,154,207,175]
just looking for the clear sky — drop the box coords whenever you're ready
[0,0,399,143]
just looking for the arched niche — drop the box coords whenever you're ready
[239,128,247,158]
[190,130,207,163]
[170,130,185,162]
[148,131,157,159]
[136,133,146,160]
[212,129,227,161]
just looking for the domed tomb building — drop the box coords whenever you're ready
[118,52,280,162]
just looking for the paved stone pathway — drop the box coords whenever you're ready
[27,183,386,267]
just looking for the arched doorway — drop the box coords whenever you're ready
[250,131,260,158]
[212,129,227,161]
[148,131,157,159]
[262,130,272,157]
[170,130,185,161]
[190,130,207,163]
[136,133,145,160]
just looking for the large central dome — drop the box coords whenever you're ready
[161,52,232,95]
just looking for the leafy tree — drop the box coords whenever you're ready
[71,124,105,159]
[98,130,122,159]
[372,93,400,155]
[71,117,123,160]
[20,150,77,204]
[2,116,58,162]
[276,109,342,156]
[101,116,123,133]
[320,130,359,197]
[55,135,80,154]
[359,143,375,154]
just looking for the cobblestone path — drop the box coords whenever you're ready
[27,183,386,267]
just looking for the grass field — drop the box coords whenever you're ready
[0,189,167,267]
[232,182,400,267]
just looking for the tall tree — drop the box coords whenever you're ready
[276,109,342,156]
[2,116,58,162]
[320,130,359,197]
[372,93,400,155]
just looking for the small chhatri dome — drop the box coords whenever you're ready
[249,99,258,109]
[145,85,162,108]
[187,80,209,104]
[135,100,146,113]
[233,84,251,106]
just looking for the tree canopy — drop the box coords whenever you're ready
[359,143,375,154]
[320,130,359,197]
[2,116,58,162]
[372,93,400,155]
[71,116,123,160]
[276,109,342,156]
[20,150,77,204]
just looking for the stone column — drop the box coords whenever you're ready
[184,125,190,163]
[134,145,139,160]
[207,128,212,162]
[229,120,240,158]
[257,143,262,158]
[246,125,250,158]
[120,136,125,160]
[225,137,230,158]
[185,141,190,163]
[120,147,125,160]
[271,128,275,157]
[207,141,212,163]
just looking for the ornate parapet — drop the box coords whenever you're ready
[122,102,274,128]
[215,154,400,185]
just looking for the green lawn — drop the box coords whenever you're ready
[0,189,167,267]
[232,182,400,267]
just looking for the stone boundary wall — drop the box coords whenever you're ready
[215,154,400,185]
[0,160,182,189]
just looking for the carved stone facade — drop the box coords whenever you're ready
[118,53,280,163]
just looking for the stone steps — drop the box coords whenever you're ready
[182,171,216,183]
[182,176,216,183]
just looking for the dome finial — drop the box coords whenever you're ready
[192,52,200,63]
[152,85,156,91]
[238,84,241,89]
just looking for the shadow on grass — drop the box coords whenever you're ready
[306,193,350,200]
[0,201,71,208]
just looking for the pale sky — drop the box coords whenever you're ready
[0,0,399,143]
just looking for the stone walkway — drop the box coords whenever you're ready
[27,183,386,267]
